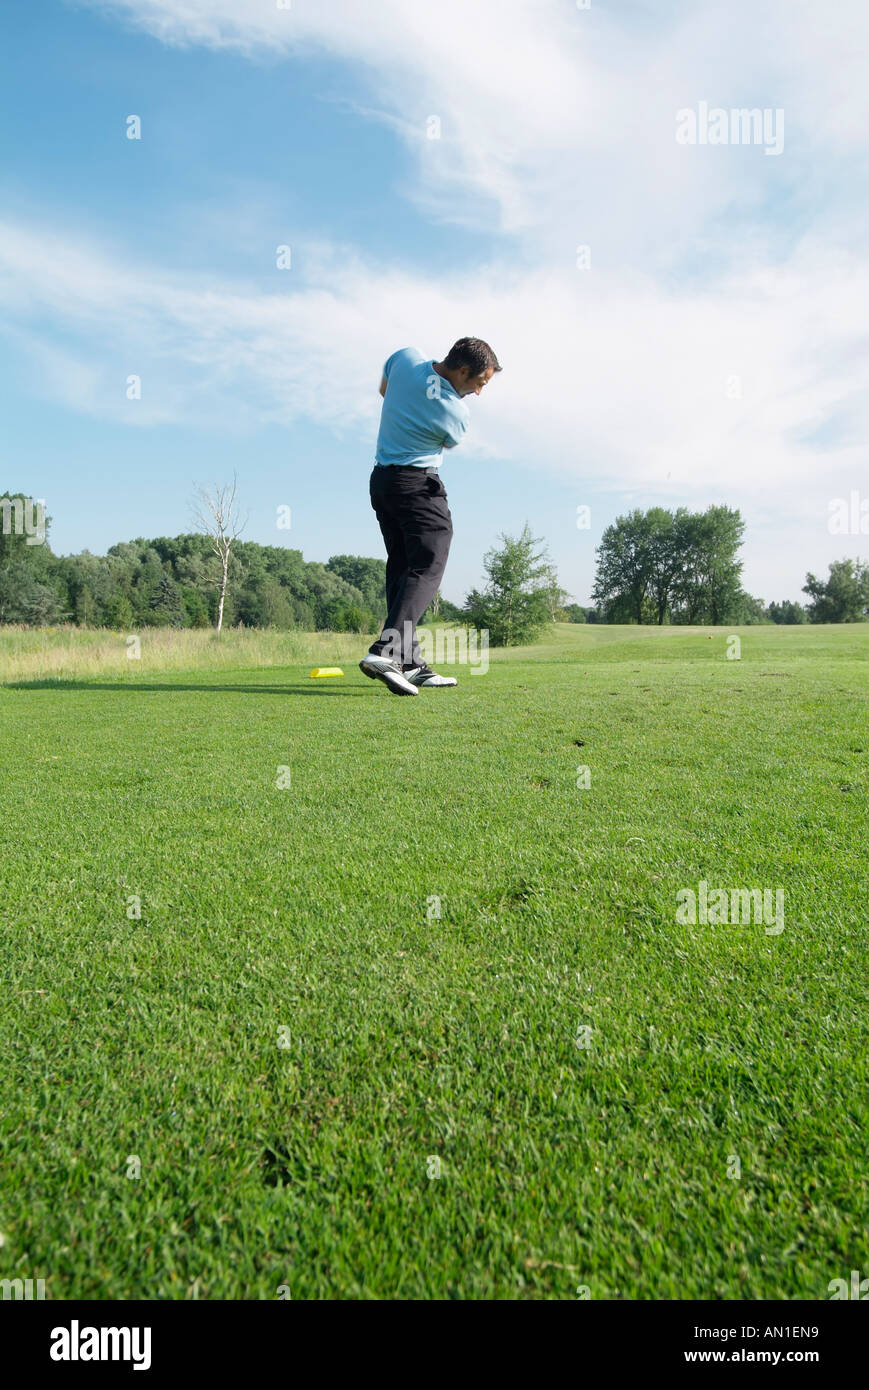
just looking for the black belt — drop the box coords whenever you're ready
[373,463,439,474]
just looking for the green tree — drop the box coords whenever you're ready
[326,555,387,618]
[75,584,97,626]
[0,562,66,624]
[767,599,807,624]
[735,592,770,624]
[23,580,67,624]
[698,507,746,624]
[181,588,210,629]
[592,510,656,623]
[657,510,734,623]
[0,492,49,564]
[647,507,689,625]
[463,524,554,646]
[148,572,185,627]
[541,563,571,621]
[803,559,869,622]
[592,505,746,625]
[0,493,66,621]
[563,603,587,623]
[104,591,135,629]
[290,598,316,629]
[327,601,373,633]
[670,507,745,624]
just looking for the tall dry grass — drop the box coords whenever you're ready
[0,624,376,683]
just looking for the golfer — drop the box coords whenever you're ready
[359,337,501,696]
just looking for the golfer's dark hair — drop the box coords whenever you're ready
[443,337,502,376]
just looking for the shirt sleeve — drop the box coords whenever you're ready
[442,408,470,449]
[383,346,420,381]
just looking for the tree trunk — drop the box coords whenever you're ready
[216,554,229,634]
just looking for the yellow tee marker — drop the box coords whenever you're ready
[309,667,344,678]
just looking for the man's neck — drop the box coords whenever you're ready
[433,361,458,393]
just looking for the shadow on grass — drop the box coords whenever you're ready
[5,679,368,696]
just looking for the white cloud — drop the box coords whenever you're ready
[78,0,869,252]
[2,217,866,506]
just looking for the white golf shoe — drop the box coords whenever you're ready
[403,665,458,688]
[359,655,419,696]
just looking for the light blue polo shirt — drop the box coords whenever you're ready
[375,347,470,468]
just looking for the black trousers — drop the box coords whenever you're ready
[367,464,453,668]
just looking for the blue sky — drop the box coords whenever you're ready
[1,0,867,606]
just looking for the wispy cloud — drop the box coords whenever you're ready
[77,0,869,253]
[2,217,867,504]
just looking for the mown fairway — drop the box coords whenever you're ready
[1,624,866,1299]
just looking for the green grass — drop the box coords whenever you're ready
[1,623,867,1299]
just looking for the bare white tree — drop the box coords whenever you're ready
[191,475,247,634]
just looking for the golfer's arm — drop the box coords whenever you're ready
[379,376,387,398]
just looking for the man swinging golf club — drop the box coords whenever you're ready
[360,337,501,696]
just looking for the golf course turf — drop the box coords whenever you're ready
[1,623,866,1299]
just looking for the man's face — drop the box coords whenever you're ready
[457,366,496,397]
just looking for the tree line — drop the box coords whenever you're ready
[589,505,868,626]
[1,491,865,640]
[0,494,389,632]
